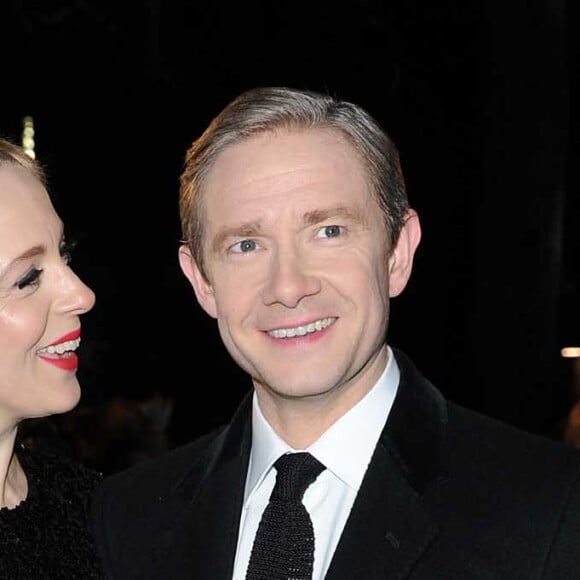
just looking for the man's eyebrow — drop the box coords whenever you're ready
[211,221,263,253]
[0,245,45,284]
[209,206,368,253]
[303,205,366,226]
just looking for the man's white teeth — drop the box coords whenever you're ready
[269,317,335,338]
[42,337,81,355]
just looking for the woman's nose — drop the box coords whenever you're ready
[57,269,96,315]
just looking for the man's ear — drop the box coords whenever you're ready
[178,245,218,319]
[388,209,422,297]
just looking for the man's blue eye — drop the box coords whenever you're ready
[318,225,342,239]
[232,239,257,253]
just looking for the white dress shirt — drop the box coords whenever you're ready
[232,347,400,580]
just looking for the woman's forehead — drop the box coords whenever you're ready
[0,165,60,252]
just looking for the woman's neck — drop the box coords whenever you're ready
[0,427,28,509]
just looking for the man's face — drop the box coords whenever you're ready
[180,128,419,409]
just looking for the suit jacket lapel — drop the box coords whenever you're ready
[325,444,438,580]
[326,348,449,580]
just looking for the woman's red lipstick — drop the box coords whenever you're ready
[37,328,81,371]
[48,328,81,345]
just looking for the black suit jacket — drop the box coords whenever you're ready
[91,349,580,579]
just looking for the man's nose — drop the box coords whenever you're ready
[261,247,321,308]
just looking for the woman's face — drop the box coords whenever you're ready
[0,163,95,430]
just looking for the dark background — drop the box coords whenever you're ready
[3,1,578,468]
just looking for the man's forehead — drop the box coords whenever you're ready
[204,136,367,207]
[207,128,361,182]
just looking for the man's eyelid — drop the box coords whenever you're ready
[228,237,262,254]
[315,224,345,238]
[212,221,263,252]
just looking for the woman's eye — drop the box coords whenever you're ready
[16,268,43,290]
[316,225,343,239]
[230,239,258,254]
[60,240,77,265]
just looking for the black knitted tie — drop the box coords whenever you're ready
[245,452,326,580]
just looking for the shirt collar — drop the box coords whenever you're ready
[244,346,400,503]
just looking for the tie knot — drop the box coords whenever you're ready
[272,452,325,501]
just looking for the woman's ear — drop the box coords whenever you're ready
[388,209,422,298]
[178,245,218,319]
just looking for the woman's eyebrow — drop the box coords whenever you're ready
[0,245,44,284]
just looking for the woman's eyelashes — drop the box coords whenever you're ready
[16,267,43,290]
[60,239,78,265]
[15,239,78,290]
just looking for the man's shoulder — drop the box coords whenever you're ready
[391,347,580,495]
[392,346,580,471]
[445,400,580,489]
[448,400,576,454]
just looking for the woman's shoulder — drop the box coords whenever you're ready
[0,447,105,578]
[17,444,102,497]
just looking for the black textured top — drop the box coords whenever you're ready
[0,446,105,579]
